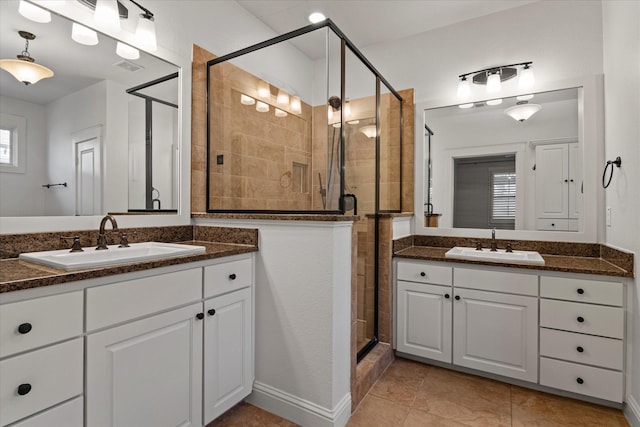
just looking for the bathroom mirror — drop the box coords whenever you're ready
[423,87,582,232]
[0,0,179,218]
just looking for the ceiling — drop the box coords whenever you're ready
[236,0,538,50]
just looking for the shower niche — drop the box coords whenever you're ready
[206,20,403,359]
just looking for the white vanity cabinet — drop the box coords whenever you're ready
[0,292,84,427]
[396,262,452,362]
[539,276,625,402]
[452,268,539,383]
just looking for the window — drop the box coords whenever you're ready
[491,171,516,220]
[0,113,26,174]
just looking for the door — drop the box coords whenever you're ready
[397,281,452,362]
[453,288,538,382]
[535,144,569,219]
[73,126,102,215]
[204,287,253,424]
[86,303,203,427]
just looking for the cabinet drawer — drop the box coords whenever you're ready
[10,397,83,427]
[540,328,623,370]
[540,276,623,306]
[540,299,623,339]
[204,257,253,298]
[540,357,623,402]
[86,268,202,331]
[0,338,83,427]
[536,219,578,231]
[454,268,537,296]
[396,262,451,286]
[0,291,83,358]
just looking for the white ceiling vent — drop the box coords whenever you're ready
[114,60,144,72]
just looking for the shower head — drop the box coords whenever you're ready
[328,96,341,111]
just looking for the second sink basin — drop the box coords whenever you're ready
[19,242,206,271]
[445,246,545,266]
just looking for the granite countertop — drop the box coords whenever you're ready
[0,241,257,294]
[192,212,359,221]
[394,245,633,278]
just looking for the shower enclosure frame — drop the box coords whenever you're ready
[205,19,404,361]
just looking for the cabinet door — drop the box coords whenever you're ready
[204,287,253,424]
[535,144,569,219]
[453,288,538,382]
[568,142,581,219]
[397,281,452,362]
[87,303,203,427]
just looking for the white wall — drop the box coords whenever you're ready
[602,1,640,424]
[0,96,47,216]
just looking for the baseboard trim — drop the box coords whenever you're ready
[246,381,351,427]
[626,395,640,427]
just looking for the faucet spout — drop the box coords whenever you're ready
[490,228,498,252]
[97,215,119,250]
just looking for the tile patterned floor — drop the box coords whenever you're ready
[211,357,630,427]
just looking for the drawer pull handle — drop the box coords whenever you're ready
[17,384,31,396]
[229,273,237,280]
[420,272,426,277]
[576,377,584,385]
[455,295,461,301]
[208,309,216,316]
[577,346,584,353]
[577,288,584,295]
[444,293,450,299]
[577,316,585,323]
[196,313,205,320]
[18,323,32,334]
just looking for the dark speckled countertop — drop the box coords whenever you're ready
[394,236,634,278]
[0,226,259,293]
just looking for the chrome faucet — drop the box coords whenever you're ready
[96,215,119,250]
[490,228,498,252]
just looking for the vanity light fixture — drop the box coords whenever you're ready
[276,90,290,107]
[458,103,474,109]
[275,108,287,118]
[240,94,256,105]
[257,80,270,98]
[504,101,541,122]
[94,0,121,33]
[0,31,54,85]
[72,23,99,46]
[256,101,269,113]
[116,41,140,59]
[457,62,534,99]
[290,96,302,114]
[18,0,51,23]
[131,0,157,52]
[359,125,377,138]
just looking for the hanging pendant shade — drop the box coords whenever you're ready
[0,31,54,85]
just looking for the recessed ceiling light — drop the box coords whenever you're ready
[308,12,326,24]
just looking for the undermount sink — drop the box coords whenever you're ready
[445,246,545,266]
[19,242,206,271]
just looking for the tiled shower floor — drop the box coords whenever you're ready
[210,357,629,426]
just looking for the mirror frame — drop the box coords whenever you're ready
[0,0,192,233]
[413,74,604,242]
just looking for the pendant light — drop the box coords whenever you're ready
[504,101,542,122]
[0,31,54,85]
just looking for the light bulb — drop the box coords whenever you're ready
[290,96,302,114]
[519,66,535,90]
[486,72,501,93]
[135,14,157,52]
[457,78,471,99]
[276,90,289,107]
[95,0,121,33]
[257,80,270,98]
[256,101,269,113]
[116,42,139,59]
[72,23,99,46]
[18,0,51,23]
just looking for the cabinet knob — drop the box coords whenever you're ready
[17,384,31,396]
[577,346,584,353]
[444,293,450,299]
[195,313,205,320]
[454,295,461,301]
[564,179,569,183]
[576,377,584,385]
[229,273,237,280]
[18,323,32,334]
[551,223,555,227]
[208,309,216,316]
[577,288,584,295]
[577,316,584,323]
[420,272,426,277]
